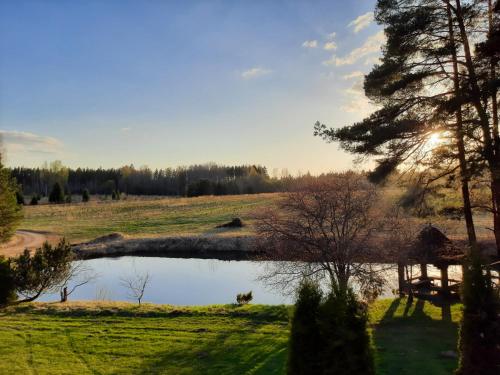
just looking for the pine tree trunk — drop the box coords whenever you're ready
[446,0,477,250]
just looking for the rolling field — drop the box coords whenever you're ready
[18,192,494,247]
[0,298,461,375]
[20,194,279,242]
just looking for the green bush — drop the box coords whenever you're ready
[287,281,323,375]
[236,291,253,305]
[82,189,90,202]
[319,291,374,375]
[48,182,65,204]
[0,256,16,305]
[12,240,73,303]
[16,191,25,205]
[456,254,500,375]
[30,195,40,205]
[287,282,374,375]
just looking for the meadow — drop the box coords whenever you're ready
[19,192,494,245]
[20,194,278,242]
[0,298,461,375]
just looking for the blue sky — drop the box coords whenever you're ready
[0,0,382,174]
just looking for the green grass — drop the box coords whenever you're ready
[20,194,278,242]
[0,298,461,374]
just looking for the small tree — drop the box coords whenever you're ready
[319,290,374,375]
[15,191,25,205]
[120,272,150,306]
[456,254,500,375]
[288,281,323,375]
[257,173,383,296]
[236,291,253,305]
[12,239,73,302]
[30,195,40,205]
[48,182,64,204]
[82,189,90,202]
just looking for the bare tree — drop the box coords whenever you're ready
[256,172,386,298]
[120,271,150,306]
[58,261,98,302]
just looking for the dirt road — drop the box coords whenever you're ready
[0,230,60,257]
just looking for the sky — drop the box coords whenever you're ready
[0,0,382,175]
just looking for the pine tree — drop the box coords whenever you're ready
[319,291,374,375]
[82,189,90,202]
[48,182,64,204]
[456,254,500,375]
[288,281,323,375]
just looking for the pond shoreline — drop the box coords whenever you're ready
[71,232,498,263]
[72,234,261,260]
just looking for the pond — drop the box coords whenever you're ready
[38,256,462,305]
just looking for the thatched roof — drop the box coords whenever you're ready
[410,224,464,267]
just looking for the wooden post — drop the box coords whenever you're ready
[398,262,405,297]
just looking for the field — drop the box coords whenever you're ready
[20,194,278,242]
[0,298,461,375]
[19,192,494,246]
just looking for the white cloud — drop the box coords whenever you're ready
[327,32,336,40]
[323,41,337,51]
[323,30,385,66]
[342,71,364,80]
[302,40,318,48]
[0,130,64,155]
[348,12,374,33]
[120,127,132,132]
[241,67,272,79]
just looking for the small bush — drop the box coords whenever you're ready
[287,283,374,375]
[30,195,40,205]
[236,291,253,305]
[49,182,65,204]
[15,191,25,205]
[288,280,323,375]
[82,189,90,202]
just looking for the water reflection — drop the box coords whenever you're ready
[38,257,463,305]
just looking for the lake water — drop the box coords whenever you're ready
[38,256,462,305]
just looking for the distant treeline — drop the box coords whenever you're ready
[10,162,304,197]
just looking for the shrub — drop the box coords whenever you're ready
[82,189,90,202]
[15,191,25,205]
[288,281,323,375]
[0,256,16,305]
[456,254,500,375]
[319,290,374,375]
[236,291,253,305]
[48,182,64,203]
[30,195,40,205]
[287,283,374,375]
[12,239,73,303]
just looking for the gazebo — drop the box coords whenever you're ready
[400,224,464,298]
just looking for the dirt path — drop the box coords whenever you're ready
[0,230,60,257]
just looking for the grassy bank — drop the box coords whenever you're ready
[0,298,461,374]
[20,194,278,242]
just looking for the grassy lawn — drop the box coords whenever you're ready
[20,194,278,242]
[0,298,461,374]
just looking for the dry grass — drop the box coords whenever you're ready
[20,194,280,243]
